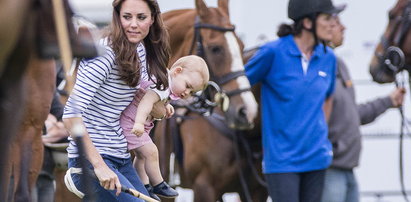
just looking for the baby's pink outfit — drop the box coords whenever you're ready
[120,81,158,150]
[121,75,181,150]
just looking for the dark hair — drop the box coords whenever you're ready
[106,0,170,89]
[277,19,304,37]
[277,13,322,50]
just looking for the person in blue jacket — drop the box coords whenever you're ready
[245,0,344,201]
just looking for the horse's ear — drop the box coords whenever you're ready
[195,0,209,18]
[218,0,229,16]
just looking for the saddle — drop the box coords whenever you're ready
[44,142,69,170]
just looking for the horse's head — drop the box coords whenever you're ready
[163,0,258,130]
[370,0,411,83]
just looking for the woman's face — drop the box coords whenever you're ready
[330,16,346,48]
[119,0,153,44]
[315,13,335,41]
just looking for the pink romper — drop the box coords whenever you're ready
[120,81,167,150]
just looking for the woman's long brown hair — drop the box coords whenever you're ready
[106,0,170,89]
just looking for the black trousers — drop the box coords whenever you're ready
[265,169,326,202]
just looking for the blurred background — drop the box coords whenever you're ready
[68,0,411,201]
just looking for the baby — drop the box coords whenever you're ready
[120,55,209,200]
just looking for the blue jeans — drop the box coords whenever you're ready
[265,169,326,202]
[321,168,359,202]
[68,155,148,202]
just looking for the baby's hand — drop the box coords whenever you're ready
[131,123,145,137]
[165,104,175,118]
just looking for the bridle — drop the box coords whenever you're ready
[377,0,411,73]
[188,16,251,113]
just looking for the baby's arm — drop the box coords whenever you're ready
[132,89,160,136]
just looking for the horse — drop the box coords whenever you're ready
[369,0,411,201]
[152,0,267,201]
[0,0,99,201]
[369,0,411,83]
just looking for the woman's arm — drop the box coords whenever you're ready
[63,117,122,195]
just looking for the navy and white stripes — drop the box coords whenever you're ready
[63,39,149,159]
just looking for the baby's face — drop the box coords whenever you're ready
[170,68,205,99]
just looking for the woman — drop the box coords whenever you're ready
[63,0,170,201]
[245,0,343,201]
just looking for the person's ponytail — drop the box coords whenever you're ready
[277,23,293,37]
[277,19,305,37]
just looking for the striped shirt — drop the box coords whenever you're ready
[63,38,150,159]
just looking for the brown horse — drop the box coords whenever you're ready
[369,1,410,201]
[0,0,98,201]
[152,0,267,201]
[369,0,411,83]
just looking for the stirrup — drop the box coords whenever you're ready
[64,167,84,198]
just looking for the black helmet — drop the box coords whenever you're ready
[288,0,346,21]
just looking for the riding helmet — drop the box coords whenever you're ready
[288,0,346,21]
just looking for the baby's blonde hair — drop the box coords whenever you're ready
[171,55,210,90]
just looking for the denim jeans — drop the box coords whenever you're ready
[68,155,148,202]
[321,168,359,202]
[265,169,326,202]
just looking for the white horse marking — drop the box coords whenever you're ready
[225,32,258,123]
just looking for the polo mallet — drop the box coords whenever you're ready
[86,168,159,202]
[120,186,159,202]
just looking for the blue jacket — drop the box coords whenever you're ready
[245,35,336,173]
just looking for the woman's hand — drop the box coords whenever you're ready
[151,101,167,120]
[94,164,122,196]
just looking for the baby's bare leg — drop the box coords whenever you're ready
[132,150,149,185]
[134,142,163,186]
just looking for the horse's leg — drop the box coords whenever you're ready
[13,128,43,202]
[0,26,35,202]
[248,162,268,202]
[251,188,269,202]
[192,173,217,202]
[13,57,55,202]
[237,182,268,202]
[154,120,173,182]
[0,79,25,202]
